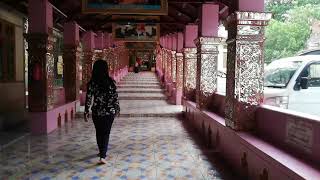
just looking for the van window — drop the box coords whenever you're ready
[264,60,303,88]
[309,63,320,87]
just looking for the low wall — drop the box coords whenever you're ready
[29,101,78,135]
[256,105,320,166]
[184,100,320,180]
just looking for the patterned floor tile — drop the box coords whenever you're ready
[0,72,233,180]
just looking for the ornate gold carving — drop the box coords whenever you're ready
[171,51,177,83]
[176,52,183,90]
[26,32,56,111]
[195,37,222,109]
[183,48,197,101]
[225,11,271,130]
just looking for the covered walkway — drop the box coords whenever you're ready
[1,0,320,179]
[0,72,234,179]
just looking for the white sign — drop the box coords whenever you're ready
[286,118,313,153]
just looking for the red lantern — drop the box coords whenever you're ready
[32,62,42,81]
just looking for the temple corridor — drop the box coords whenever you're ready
[0,72,234,179]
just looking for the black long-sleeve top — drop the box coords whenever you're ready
[84,80,120,116]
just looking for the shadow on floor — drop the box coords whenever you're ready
[178,115,242,180]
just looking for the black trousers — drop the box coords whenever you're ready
[92,115,115,158]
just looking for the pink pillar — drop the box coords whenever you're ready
[195,4,222,109]
[27,0,77,135]
[171,33,177,84]
[166,35,172,84]
[82,31,95,91]
[95,32,105,60]
[27,0,54,112]
[225,1,270,131]
[183,24,198,102]
[175,32,184,105]
[63,21,80,103]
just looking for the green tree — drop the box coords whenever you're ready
[265,4,320,63]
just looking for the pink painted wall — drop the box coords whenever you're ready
[238,0,264,12]
[183,100,320,180]
[95,32,104,50]
[184,24,198,48]
[172,34,177,51]
[200,4,219,37]
[29,101,77,135]
[82,31,95,51]
[256,105,320,166]
[104,32,110,48]
[109,33,114,47]
[168,35,172,50]
[64,21,79,45]
[177,32,184,53]
[28,0,52,33]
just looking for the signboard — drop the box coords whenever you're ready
[112,16,160,42]
[285,118,314,153]
[82,0,168,15]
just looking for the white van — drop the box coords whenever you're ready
[264,55,320,116]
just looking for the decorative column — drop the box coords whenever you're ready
[63,21,81,102]
[195,4,222,109]
[183,25,198,102]
[82,31,95,90]
[171,34,177,85]
[166,35,172,85]
[175,32,184,105]
[27,0,55,111]
[224,9,271,130]
[95,32,105,60]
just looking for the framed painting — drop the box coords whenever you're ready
[112,16,160,42]
[82,0,168,15]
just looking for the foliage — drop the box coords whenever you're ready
[264,2,320,63]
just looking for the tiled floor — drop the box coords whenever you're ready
[0,72,234,179]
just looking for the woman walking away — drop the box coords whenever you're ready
[84,59,120,164]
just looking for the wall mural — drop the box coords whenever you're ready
[112,16,160,42]
[82,0,168,15]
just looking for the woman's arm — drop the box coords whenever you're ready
[84,82,94,114]
[110,81,120,115]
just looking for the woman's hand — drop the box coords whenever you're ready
[84,112,89,122]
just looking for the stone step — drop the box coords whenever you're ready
[117,89,164,93]
[121,79,158,81]
[118,96,167,100]
[76,112,181,118]
[118,85,162,89]
[118,113,181,117]
[118,82,160,85]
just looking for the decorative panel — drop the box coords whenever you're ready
[176,53,183,90]
[82,50,95,90]
[183,48,197,101]
[26,31,56,111]
[166,49,172,82]
[63,45,81,102]
[195,37,222,109]
[225,11,272,131]
[171,51,177,83]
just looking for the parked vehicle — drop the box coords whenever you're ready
[298,48,320,56]
[263,55,320,116]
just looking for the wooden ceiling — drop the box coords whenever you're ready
[1,0,235,35]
